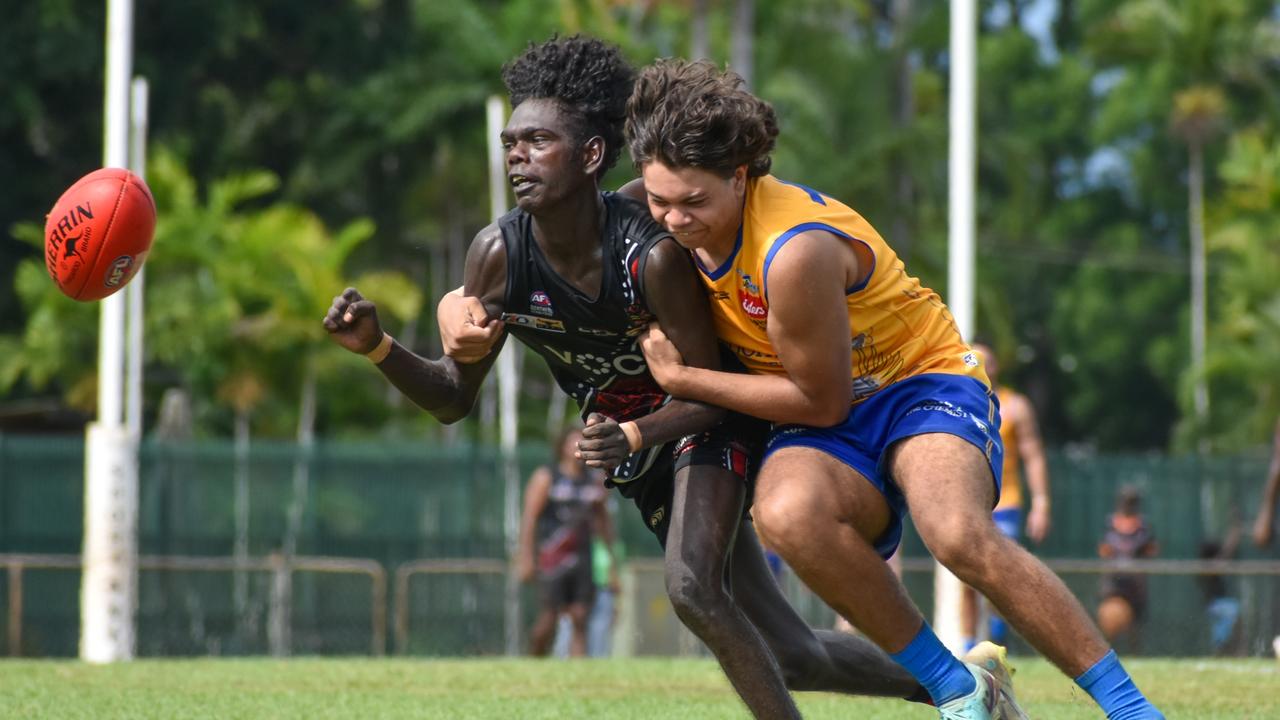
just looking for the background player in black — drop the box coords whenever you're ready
[519,426,611,657]
[325,36,922,718]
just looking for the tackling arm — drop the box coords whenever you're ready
[642,231,854,427]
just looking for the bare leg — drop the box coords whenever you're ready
[665,464,800,719]
[751,447,926,653]
[528,608,557,657]
[729,519,923,698]
[893,433,1111,676]
[567,602,590,658]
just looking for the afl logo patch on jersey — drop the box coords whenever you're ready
[530,290,554,316]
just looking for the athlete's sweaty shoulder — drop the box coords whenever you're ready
[463,221,508,317]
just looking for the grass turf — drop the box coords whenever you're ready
[1,656,1277,718]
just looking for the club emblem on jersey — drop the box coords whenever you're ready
[736,270,766,322]
[530,290,554,317]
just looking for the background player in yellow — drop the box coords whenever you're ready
[627,58,1162,720]
[959,343,1053,652]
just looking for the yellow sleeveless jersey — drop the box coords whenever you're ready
[697,175,989,404]
[994,386,1022,511]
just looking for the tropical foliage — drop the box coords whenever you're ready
[2,0,1278,452]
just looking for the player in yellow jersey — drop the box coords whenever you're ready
[959,344,1052,652]
[625,59,1162,720]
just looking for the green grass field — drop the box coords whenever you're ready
[2,656,1277,719]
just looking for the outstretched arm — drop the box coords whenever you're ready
[642,230,854,427]
[322,227,507,424]
[577,238,726,468]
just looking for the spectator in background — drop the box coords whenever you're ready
[960,343,1053,651]
[519,426,613,657]
[1198,514,1243,656]
[1251,417,1280,548]
[586,497,623,657]
[1096,486,1158,647]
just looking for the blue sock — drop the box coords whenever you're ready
[989,616,1008,645]
[890,623,977,705]
[1075,650,1164,720]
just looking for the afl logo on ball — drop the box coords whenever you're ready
[104,255,134,287]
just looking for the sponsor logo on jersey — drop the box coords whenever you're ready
[710,290,731,301]
[579,327,617,337]
[542,345,648,378]
[649,505,665,528]
[962,351,979,367]
[530,290,554,316]
[502,313,566,333]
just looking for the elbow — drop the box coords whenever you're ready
[427,390,477,425]
[807,398,850,428]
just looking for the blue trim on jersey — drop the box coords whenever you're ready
[763,373,1003,559]
[695,225,743,281]
[761,222,877,301]
[775,179,829,205]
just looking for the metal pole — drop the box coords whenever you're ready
[82,0,139,664]
[125,77,148,441]
[487,96,522,656]
[937,0,977,653]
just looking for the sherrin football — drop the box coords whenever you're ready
[44,167,156,302]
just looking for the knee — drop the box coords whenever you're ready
[665,567,728,634]
[752,489,819,557]
[919,513,1004,578]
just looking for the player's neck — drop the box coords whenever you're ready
[530,188,605,271]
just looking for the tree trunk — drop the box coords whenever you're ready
[731,0,754,88]
[1189,139,1209,449]
[891,0,915,260]
[233,409,251,648]
[271,358,318,656]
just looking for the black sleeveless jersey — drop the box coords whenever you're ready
[499,192,672,481]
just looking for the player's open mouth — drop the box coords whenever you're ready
[509,174,537,194]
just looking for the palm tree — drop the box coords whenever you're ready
[1171,85,1226,443]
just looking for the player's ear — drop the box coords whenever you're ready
[582,136,605,177]
[731,165,748,196]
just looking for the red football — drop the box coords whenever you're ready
[44,167,156,302]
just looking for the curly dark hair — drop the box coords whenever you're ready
[502,35,635,176]
[626,59,779,178]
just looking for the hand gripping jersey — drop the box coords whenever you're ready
[695,175,989,404]
[499,192,671,481]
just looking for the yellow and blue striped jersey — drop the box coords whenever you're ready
[696,175,989,404]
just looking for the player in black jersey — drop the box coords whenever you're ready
[325,36,923,718]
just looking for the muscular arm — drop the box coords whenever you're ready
[649,231,854,427]
[576,238,726,469]
[375,226,507,422]
[632,238,727,445]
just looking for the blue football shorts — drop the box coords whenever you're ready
[762,373,1004,559]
